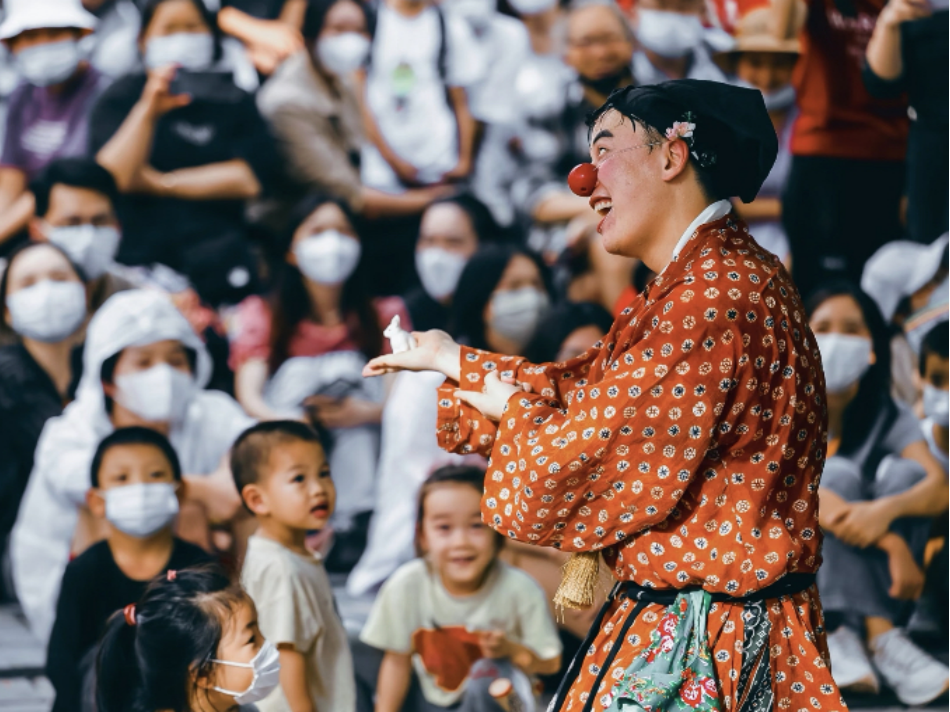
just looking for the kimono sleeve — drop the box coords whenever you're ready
[481,296,741,552]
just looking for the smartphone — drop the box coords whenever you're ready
[169,70,243,104]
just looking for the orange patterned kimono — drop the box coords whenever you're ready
[436,215,847,712]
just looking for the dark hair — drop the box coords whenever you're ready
[230,420,330,502]
[451,244,553,350]
[30,158,118,218]
[96,565,248,712]
[525,301,613,363]
[139,0,223,61]
[99,347,198,414]
[302,0,376,42]
[90,426,183,488]
[0,241,85,332]
[919,321,949,375]
[414,464,504,557]
[806,281,895,457]
[423,192,504,247]
[268,193,383,372]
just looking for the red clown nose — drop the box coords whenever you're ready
[567,163,598,197]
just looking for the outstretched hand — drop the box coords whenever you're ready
[362,329,462,381]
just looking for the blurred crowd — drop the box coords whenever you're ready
[0,0,946,709]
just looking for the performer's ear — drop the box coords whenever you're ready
[661,138,691,183]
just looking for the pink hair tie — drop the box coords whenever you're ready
[123,604,137,626]
[166,569,178,582]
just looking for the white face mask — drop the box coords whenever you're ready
[508,0,557,15]
[16,39,82,87]
[415,247,468,301]
[46,224,121,279]
[114,363,197,423]
[923,385,950,427]
[316,32,370,76]
[815,333,873,394]
[213,640,282,705]
[7,279,87,342]
[636,9,704,59]
[293,230,362,285]
[104,482,179,538]
[489,287,549,348]
[144,32,214,71]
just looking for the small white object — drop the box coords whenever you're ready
[384,315,417,354]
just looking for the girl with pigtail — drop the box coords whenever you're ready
[96,566,281,712]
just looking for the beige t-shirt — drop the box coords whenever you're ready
[360,558,562,707]
[241,535,355,712]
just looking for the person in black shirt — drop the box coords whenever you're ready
[91,0,282,305]
[46,427,211,712]
[0,242,88,602]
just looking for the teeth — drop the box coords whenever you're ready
[594,200,613,216]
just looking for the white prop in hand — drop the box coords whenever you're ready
[384,315,417,354]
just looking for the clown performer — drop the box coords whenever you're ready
[364,79,843,712]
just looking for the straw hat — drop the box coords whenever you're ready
[0,0,97,42]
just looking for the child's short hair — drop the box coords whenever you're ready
[414,464,504,556]
[919,321,949,375]
[96,564,247,712]
[230,420,329,496]
[91,427,183,488]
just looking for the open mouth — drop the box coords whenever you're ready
[593,199,613,217]
[310,503,329,517]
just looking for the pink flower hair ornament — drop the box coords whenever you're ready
[665,121,696,141]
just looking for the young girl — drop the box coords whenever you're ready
[360,465,562,712]
[97,566,280,712]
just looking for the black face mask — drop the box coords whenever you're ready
[579,67,632,97]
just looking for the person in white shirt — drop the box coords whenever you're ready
[360,0,484,192]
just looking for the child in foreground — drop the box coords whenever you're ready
[47,427,212,712]
[96,565,281,712]
[232,420,356,712]
[361,465,562,712]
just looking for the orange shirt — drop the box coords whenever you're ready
[436,216,844,711]
[791,0,908,161]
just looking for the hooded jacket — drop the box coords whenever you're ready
[11,290,253,644]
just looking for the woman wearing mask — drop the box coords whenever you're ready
[228,194,408,564]
[0,243,88,601]
[717,5,801,266]
[348,244,552,595]
[807,282,949,705]
[630,0,727,85]
[90,0,282,306]
[404,193,499,332]
[10,289,254,645]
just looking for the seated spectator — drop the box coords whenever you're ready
[91,0,282,306]
[228,194,407,557]
[258,0,447,220]
[11,289,254,644]
[360,0,482,193]
[525,300,614,364]
[717,5,802,265]
[918,321,949,471]
[348,244,551,595]
[0,242,88,601]
[630,0,727,86]
[865,0,948,245]
[807,282,948,704]
[218,0,306,76]
[46,427,211,712]
[0,0,110,248]
[404,193,499,333]
[361,465,562,711]
[29,157,132,313]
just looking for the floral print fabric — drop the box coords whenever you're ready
[435,215,846,712]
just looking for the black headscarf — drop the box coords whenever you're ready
[587,79,778,203]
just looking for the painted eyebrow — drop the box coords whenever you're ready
[591,129,614,145]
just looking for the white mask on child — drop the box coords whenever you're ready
[114,363,197,423]
[815,333,872,394]
[104,482,180,538]
[213,640,282,705]
[923,385,950,427]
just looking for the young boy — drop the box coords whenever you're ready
[919,321,949,472]
[232,421,356,712]
[46,426,212,712]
